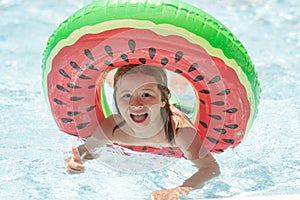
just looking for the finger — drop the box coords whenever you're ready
[67,167,85,174]
[150,192,161,200]
[72,146,82,163]
[150,193,155,200]
[67,162,85,171]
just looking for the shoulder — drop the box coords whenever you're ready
[84,114,121,150]
[170,106,209,160]
[92,114,122,140]
[175,128,209,160]
[100,114,121,127]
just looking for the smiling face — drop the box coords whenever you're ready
[115,72,166,136]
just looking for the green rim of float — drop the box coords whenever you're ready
[42,0,261,153]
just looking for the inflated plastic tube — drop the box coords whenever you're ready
[42,0,261,153]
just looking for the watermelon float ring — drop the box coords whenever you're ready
[42,0,260,153]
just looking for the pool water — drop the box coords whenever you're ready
[0,0,299,199]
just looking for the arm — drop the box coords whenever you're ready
[150,154,219,199]
[66,122,112,173]
[151,127,220,199]
[179,127,220,190]
[181,153,220,189]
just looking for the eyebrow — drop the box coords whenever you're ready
[117,89,131,95]
[118,88,154,93]
[117,83,158,94]
[142,88,155,91]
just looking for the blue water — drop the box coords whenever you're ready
[0,0,299,199]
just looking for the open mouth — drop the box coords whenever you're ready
[130,113,149,123]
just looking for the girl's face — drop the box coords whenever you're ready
[115,73,166,135]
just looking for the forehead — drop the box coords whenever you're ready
[116,73,159,92]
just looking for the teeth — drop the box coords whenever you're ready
[130,113,148,123]
[132,113,145,116]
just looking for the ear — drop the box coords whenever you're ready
[160,99,166,107]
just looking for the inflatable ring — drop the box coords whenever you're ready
[42,0,260,153]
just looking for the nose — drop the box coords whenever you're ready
[129,96,143,110]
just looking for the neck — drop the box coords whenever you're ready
[123,118,165,140]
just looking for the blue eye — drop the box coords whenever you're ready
[122,94,131,99]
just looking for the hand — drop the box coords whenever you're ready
[150,186,193,200]
[66,146,85,174]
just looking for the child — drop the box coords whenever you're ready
[66,64,220,199]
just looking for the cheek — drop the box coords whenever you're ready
[116,100,128,113]
[149,104,163,115]
[151,97,165,107]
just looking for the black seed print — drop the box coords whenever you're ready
[142,146,147,151]
[222,139,234,144]
[200,89,210,94]
[217,89,230,96]
[188,63,198,72]
[161,58,168,66]
[207,137,219,144]
[213,128,227,134]
[59,69,71,79]
[86,105,96,112]
[194,75,204,82]
[105,45,113,58]
[70,61,82,71]
[120,54,129,62]
[54,98,66,105]
[104,60,114,67]
[169,150,175,155]
[149,48,156,59]
[215,149,224,153]
[68,111,80,116]
[88,85,96,89]
[56,85,69,92]
[200,99,206,104]
[67,83,81,89]
[76,122,89,129]
[62,118,74,123]
[223,108,238,113]
[128,146,134,151]
[128,40,136,53]
[225,124,238,129]
[78,74,92,80]
[139,58,146,64]
[208,76,221,84]
[70,97,84,101]
[199,121,208,128]
[175,69,182,73]
[84,49,95,61]
[209,114,222,120]
[86,63,98,71]
[212,101,224,106]
[175,51,184,63]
